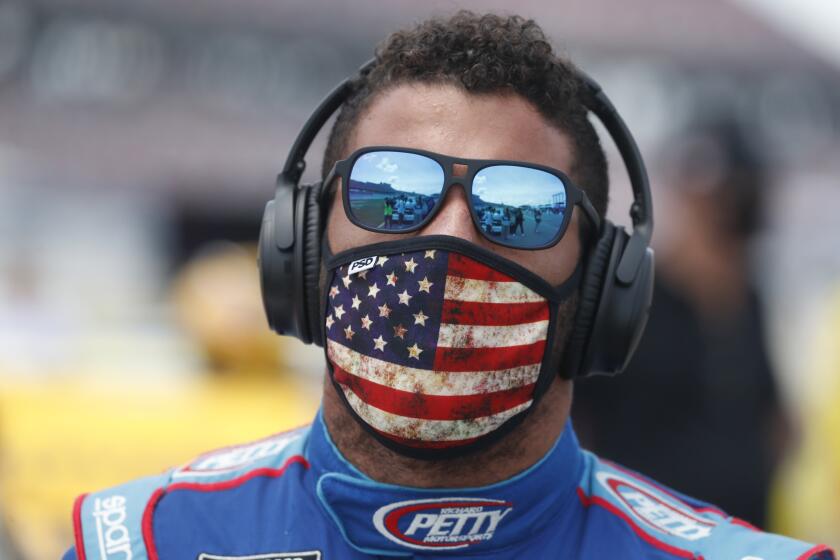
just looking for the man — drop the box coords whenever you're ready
[65,12,833,559]
[574,114,788,529]
[515,206,525,236]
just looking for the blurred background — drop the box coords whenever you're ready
[0,0,839,557]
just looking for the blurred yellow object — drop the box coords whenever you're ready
[170,242,286,377]
[0,375,319,560]
[770,286,840,550]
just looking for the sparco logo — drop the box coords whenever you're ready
[597,472,715,541]
[372,498,513,550]
[93,495,132,559]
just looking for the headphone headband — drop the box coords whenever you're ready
[279,59,653,243]
[280,60,374,185]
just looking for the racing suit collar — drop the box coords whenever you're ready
[310,409,585,556]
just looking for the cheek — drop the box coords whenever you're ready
[550,293,580,361]
[325,187,355,254]
[546,226,582,285]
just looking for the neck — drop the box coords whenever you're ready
[322,374,572,488]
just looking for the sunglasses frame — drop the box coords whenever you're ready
[324,145,601,251]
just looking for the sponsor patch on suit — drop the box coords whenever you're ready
[198,551,321,560]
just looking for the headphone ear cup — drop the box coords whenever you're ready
[589,230,654,376]
[259,188,309,342]
[571,225,655,378]
[562,222,616,379]
[301,184,324,347]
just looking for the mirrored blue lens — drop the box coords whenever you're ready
[348,151,444,231]
[473,165,568,249]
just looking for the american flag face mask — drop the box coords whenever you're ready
[322,235,581,459]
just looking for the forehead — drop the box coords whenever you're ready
[347,83,575,173]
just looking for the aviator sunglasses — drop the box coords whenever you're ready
[325,146,601,250]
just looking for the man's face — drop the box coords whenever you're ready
[326,82,581,286]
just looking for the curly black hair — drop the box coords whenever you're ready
[321,11,609,220]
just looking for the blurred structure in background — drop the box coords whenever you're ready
[574,113,787,528]
[0,0,839,558]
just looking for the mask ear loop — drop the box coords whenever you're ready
[320,234,337,351]
[533,259,584,395]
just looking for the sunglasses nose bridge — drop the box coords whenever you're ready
[451,162,469,178]
[439,176,475,217]
[422,181,484,243]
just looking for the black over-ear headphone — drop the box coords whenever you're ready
[258,59,654,378]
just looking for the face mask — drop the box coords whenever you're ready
[321,235,580,459]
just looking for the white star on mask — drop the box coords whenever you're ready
[373,335,387,352]
[417,276,433,293]
[413,310,429,326]
[407,343,423,359]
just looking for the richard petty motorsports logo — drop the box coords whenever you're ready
[372,497,513,550]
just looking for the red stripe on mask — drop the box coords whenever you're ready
[333,366,534,421]
[441,299,549,326]
[434,340,546,372]
[447,253,515,282]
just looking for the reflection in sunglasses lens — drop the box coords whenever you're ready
[346,153,569,249]
[473,165,567,249]
[348,151,444,231]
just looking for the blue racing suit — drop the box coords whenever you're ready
[64,410,833,559]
